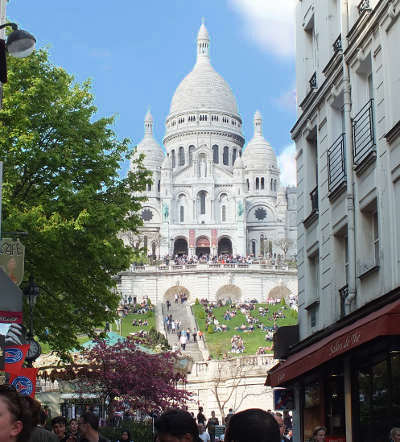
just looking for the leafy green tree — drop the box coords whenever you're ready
[0,48,151,356]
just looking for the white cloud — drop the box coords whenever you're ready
[275,87,297,112]
[278,143,296,186]
[229,0,296,57]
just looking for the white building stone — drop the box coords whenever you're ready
[130,23,297,261]
[268,1,400,441]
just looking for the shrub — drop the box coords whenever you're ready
[207,324,214,334]
[198,310,206,320]
[195,298,200,305]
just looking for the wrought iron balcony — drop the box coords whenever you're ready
[353,99,376,173]
[309,72,317,90]
[333,34,342,53]
[328,133,346,199]
[358,0,371,14]
[339,285,348,319]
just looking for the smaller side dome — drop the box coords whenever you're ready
[133,110,165,171]
[234,156,244,169]
[242,111,277,171]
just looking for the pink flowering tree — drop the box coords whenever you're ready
[54,339,190,415]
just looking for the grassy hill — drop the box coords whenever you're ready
[192,302,297,359]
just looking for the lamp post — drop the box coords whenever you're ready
[23,276,41,367]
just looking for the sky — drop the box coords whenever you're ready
[7,0,297,185]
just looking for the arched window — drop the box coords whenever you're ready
[158,180,160,192]
[171,150,176,168]
[144,235,148,253]
[147,183,152,191]
[189,145,195,165]
[199,191,206,215]
[261,177,264,190]
[151,241,156,257]
[213,145,219,164]
[223,146,229,165]
[274,180,277,191]
[256,177,259,190]
[251,240,256,256]
[232,149,237,165]
[270,178,273,191]
[179,146,185,166]
[180,206,184,223]
[222,205,226,222]
[247,179,250,191]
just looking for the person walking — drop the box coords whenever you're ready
[206,411,219,442]
[197,407,206,426]
[193,329,197,342]
[171,320,176,334]
[180,332,188,351]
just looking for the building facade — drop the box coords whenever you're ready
[268,1,400,441]
[130,23,297,260]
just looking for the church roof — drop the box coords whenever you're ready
[134,110,164,170]
[168,22,239,117]
[242,111,278,170]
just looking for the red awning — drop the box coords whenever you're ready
[267,299,400,387]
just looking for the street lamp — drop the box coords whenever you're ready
[23,276,41,366]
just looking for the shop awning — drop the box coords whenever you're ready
[267,298,400,387]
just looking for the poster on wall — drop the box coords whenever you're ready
[304,381,320,408]
[273,388,295,410]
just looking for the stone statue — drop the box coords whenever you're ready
[237,201,244,219]
[162,203,169,221]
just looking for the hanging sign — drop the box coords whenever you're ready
[0,239,25,286]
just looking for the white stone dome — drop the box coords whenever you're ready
[242,111,277,170]
[134,110,164,170]
[168,23,239,116]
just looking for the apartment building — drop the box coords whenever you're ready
[267,1,400,441]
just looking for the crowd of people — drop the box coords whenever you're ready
[230,335,245,353]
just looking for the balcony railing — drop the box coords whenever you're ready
[358,0,371,14]
[309,72,317,90]
[333,34,342,53]
[353,99,376,171]
[303,186,319,227]
[328,133,346,198]
[339,284,348,318]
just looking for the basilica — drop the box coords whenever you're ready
[132,22,297,259]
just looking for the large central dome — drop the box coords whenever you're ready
[169,23,239,116]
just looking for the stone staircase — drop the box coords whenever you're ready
[161,301,205,362]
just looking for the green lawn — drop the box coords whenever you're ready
[39,311,156,354]
[192,302,298,359]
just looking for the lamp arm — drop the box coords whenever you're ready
[0,23,18,32]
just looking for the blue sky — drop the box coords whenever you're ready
[7,0,297,184]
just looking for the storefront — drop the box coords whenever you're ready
[267,298,400,442]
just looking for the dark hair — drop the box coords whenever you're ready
[155,409,199,440]
[0,384,33,442]
[81,412,99,431]
[25,396,41,426]
[121,429,131,439]
[40,408,47,426]
[51,416,67,427]
[69,418,77,424]
[225,408,280,442]
[312,426,327,439]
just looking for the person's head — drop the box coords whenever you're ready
[312,426,327,442]
[391,428,400,441]
[120,429,131,440]
[274,414,285,437]
[198,407,203,413]
[211,411,216,418]
[69,418,79,434]
[155,409,199,442]
[225,409,280,442]
[24,396,41,427]
[79,412,99,437]
[198,424,205,434]
[52,416,67,439]
[0,385,33,442]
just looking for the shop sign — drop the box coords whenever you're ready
[328,331,361,357]
[0,239,25,286]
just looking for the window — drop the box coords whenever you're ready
[199,191,206,215]
[222,205,226,222]
[256,178,259,190]
[309,252,320,300]
[270,178,273,191]
[260,235,265,256]
[143,235,148,253]
[359,203,380,275]
[309,305,318,328]
[232,149,237,165]
[147,183,152,191]
[261,177,264,190]
[189,145,195,165]
[157,180,160,192]
[247,179,250,191]
[179,146,185,166]
[251,240,256,256]
[180,206,184,223]
[171,150,176,168]
[373,212,379,265]
[223,147,229,165]
[213,145,219,164]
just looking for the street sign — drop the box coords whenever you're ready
[0,238,24,286]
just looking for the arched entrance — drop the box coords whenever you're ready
[196,236,210,257]
[164,285,190,302]
[173,237,188,256]
[218,237,232,255]
[216,285,242,302]
[268,285,291,303]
